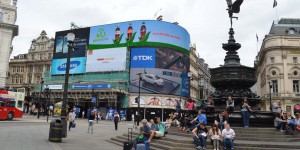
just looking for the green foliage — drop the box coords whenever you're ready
[113,33,124,45]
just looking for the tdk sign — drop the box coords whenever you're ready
[57,61,81,71]
[133,55,153,61]
[131,48,156,68]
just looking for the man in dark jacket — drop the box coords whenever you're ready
[133,119,150,149]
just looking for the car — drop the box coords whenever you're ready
[141,74,164,86]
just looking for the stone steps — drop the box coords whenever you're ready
[113,134,300,150]
[109,125,300,150]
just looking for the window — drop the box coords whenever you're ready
[0,12,3,22]
[11,76,15,84]
[20,76,23,83]
[272,80,278,93]
[20,66,24,72]
[16,76,20,84]
[272,70,276,76]
[17,101,23,108]
[28,75,32,84]
[294,71,298,76]
[16,66,20,72]
[293,80,299,93]
[36,76,40,84]
[29,66,33,72]
[12,67,16,73]
[293,57,298,64]
[270,57,275,63]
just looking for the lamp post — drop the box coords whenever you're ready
[61,32,75,138]
[44,87,50,122]
[268,81,273,111]
[136,73,142,126]
[37,78,44,119]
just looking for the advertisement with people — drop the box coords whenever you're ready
[51,57,86,75]
[86,47,127,72]
[89,20,190,53]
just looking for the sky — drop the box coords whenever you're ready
[11,0,300,68]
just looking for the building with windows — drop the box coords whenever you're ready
[189,44,200,101]
[37,20,191,120]
[197,57,212,100]
[189,43,212,101]
[255,18,300,113]
[6,30,54,95]
[0,0,18,86]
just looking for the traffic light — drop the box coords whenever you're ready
[135,96,140,104]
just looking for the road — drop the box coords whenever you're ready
[0,115,133,150]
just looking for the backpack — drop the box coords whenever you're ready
[285,125,294,135]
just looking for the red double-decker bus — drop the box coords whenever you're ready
[0,90,24,120]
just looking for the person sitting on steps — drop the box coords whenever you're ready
[148,117,166,142]
[226,95,234,117]
[192,122,208,150]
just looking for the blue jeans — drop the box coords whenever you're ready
[241,111,250,127]
[223,138,234,150]
[218,122,224,131]
[193,135,206,148]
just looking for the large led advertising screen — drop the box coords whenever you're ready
[89,20,190,54]
[129,47,190,97]
[85,47,127,72]
[53,27,90,59]
[51,57,86,75]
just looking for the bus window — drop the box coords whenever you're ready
[7,101,15,107]
[17,101,23,108]
[0,102,5,107]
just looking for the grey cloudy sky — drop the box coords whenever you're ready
[12,0,300,68]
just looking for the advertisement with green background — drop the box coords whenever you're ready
[88,20,190,54]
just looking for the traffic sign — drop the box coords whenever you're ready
[71,84,112,90]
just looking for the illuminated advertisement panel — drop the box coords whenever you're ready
[51,57,86,75]
[53,27,90,59]
[85,47,127,72]
[89,20,190,54]
[130,47,190,97]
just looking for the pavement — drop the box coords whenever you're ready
[0,115,133,150]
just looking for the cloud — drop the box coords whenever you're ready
[11,0,300,69]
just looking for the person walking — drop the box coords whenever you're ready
[68,110,75,131]
[88,111,95,134]
[82,110,85,119]
[113,111,120,130]
[241,98,252,127]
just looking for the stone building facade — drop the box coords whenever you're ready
[0,0,18,86]
[6,31,54,95]
[255,18,300,114]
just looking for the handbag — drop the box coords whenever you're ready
[72,122,76,128]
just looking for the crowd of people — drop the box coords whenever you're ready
[272,100,300,134]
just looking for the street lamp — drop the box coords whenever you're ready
[61,32,75,138]
[136,73,142,126]
[44,87,50,122]
[37,78,44,119]
[268,81,273,111]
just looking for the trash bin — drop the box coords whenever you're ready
[49,119,63,142]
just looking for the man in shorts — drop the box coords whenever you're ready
[148,117,166,142]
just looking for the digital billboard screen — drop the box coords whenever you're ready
[89,20,190,54]
[85,47,127,72]
[53,27,90,59]
[51,57,86,75]
[129,47,190,97]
